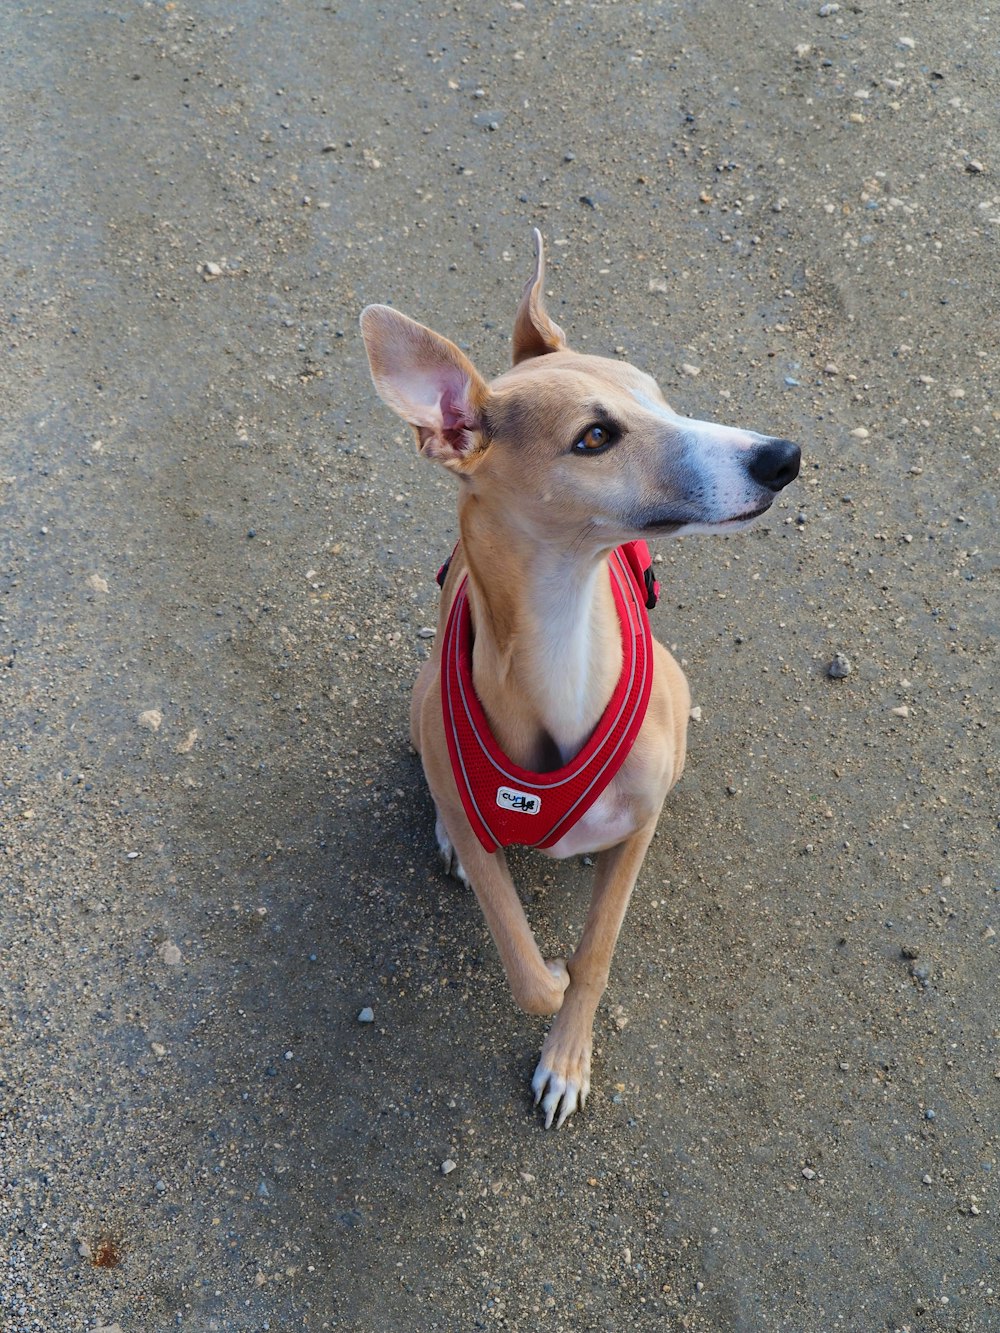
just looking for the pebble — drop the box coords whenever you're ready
[357,1006,374,1023]
[827,653,852,679]
[138,708,163,731]
[922,1173,933,1186]
[900,944,920,960]
[681,363,701,376]
[966,160,985,174]
[441,1159,457,1175]
[417,627,436,638]
[86,573,109,593]
[802,1167,817,1180]
[159,941,182,966]
[201,261,224,280]
[689,705,702,721]
[849,427,870,439]
[925,1109,936,1121]
[175,727,199,754]
[891,705,910,717]
[818,2,840,14]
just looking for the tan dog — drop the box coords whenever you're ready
[360,232,799,1127]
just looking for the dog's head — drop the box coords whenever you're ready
[360,232,799,548]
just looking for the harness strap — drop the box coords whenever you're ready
[440,542,656,852]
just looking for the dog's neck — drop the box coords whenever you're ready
[458,498,623,771]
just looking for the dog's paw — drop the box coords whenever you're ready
[531,1023,592,1129]
[435,814,470,887]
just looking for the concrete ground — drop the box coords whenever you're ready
[1,2,996,1330]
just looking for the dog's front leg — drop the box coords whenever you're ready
[435,798,570,1017]
[532,815,659,1128]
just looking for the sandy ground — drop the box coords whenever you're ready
[2,2,997,1330]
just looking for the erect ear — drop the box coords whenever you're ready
[359,304,490,466]
[511,228,567,365]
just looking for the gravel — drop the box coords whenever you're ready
[2,2,997,1330]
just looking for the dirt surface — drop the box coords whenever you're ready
[2,2,997,1330]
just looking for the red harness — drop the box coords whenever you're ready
[440,542,659,853]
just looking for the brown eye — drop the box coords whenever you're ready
[574,424,614,453]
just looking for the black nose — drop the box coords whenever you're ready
[748,438,801,492]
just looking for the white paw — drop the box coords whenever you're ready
[435,814,470,887]
[531,1059,590,1130]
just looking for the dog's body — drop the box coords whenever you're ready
[361,233,799,1127]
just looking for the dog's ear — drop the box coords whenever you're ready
[360,305,490,466]
[512,228,567,365]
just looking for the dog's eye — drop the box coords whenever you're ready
[573,424,615,454]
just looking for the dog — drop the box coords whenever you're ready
[360,232,799,1127]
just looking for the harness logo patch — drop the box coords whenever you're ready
[496,786,541,816]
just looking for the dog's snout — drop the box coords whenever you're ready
[748,438,801,492]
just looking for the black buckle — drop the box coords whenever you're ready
[643,565,659,610]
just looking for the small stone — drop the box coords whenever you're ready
[910,960,931,984]
[159,941,182,967]
[201,261,224,280]
[850,427,870,439]
[802,1167,817,1180]
[155,1179,166,1194]
[689,705,702,722]
[891,705,910,717]
[138,708,163,731]
[357,1006,374,1023]
[823,362,840,375]
[965,160,985,174]
[680,362,701,376]
[818,2,840,13]
[175,728,199,754]
[900,944,920,960]
[150,1041,167,1057]
[898,35,916,48]
[827,653,852,679]
[924,1108,936,1120]
[922,1173,933,1185]
[794,43,811,58]
[417,627,436,639]
[86,573,109,593]
[441,1158,457,1175]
